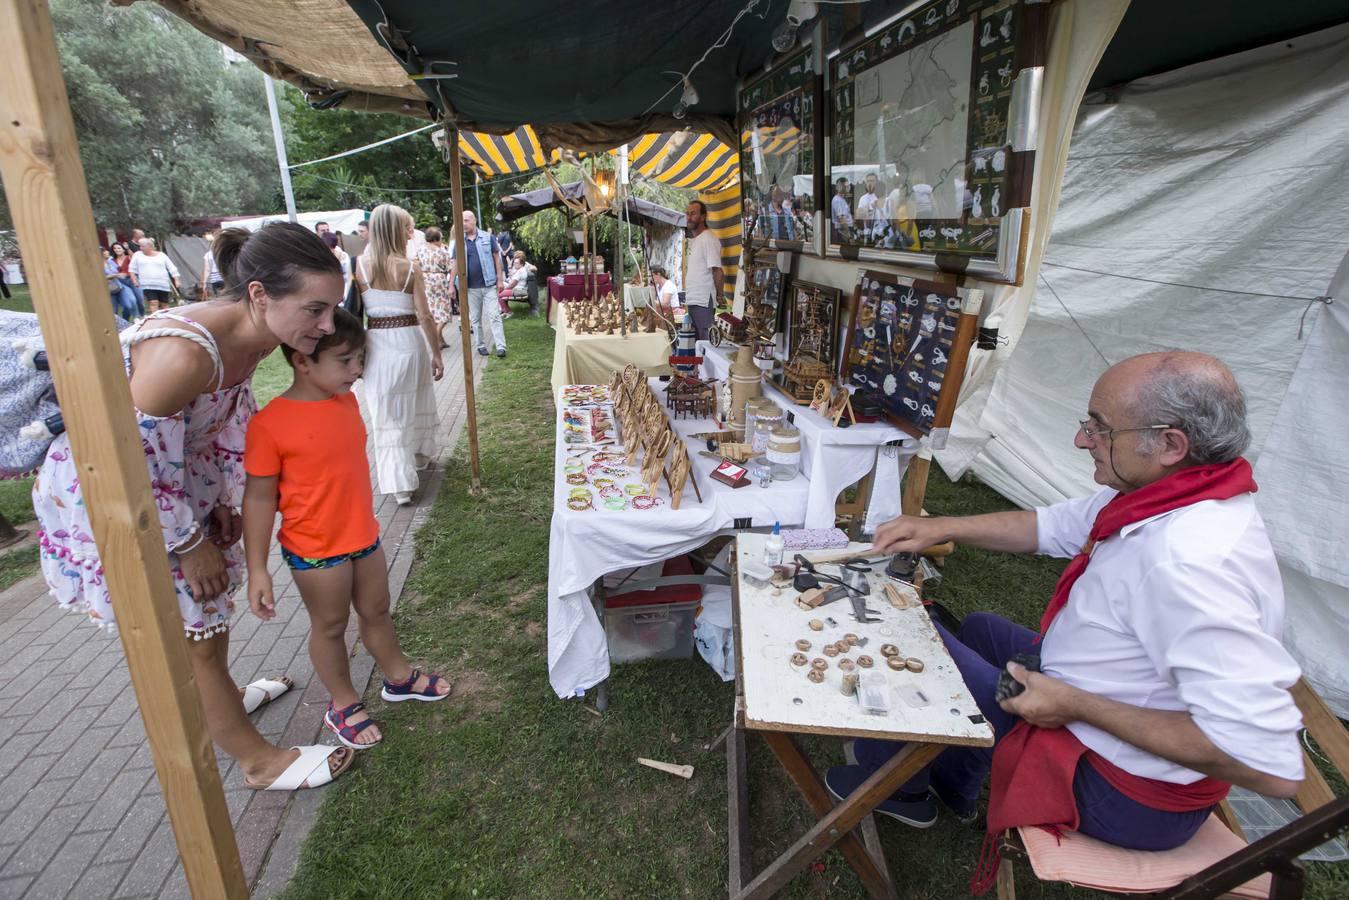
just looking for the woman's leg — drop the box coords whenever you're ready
[291,561,381,744]
[184,629,350,785]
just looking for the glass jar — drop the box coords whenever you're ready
[766,424,801,481]
[750,403,783,454]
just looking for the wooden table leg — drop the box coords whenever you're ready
[734,741,943,900]
[591,577,609,711]
[727,721,752,896]
[846,738,893,893]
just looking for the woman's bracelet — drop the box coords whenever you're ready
[175,529,205,555]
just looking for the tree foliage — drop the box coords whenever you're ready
[37,0,279,235]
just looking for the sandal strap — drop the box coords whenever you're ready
[423,673,442,695]
[330,700,366,720]
[384,668,421,691]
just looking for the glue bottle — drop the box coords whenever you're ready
[763,521,784,567]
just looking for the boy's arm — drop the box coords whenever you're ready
[242,474,280,618]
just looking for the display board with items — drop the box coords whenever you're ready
[825,0,1048,282]
[842,269,981,443]
[776,280,843,402]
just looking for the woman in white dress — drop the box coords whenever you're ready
[353,204,444,505]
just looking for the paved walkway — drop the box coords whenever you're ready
[0,336,485,899]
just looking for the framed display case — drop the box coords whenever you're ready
[842,269,981,444]
[784,280,843,370]
[738,36,824,254]
[826,0,1048,283]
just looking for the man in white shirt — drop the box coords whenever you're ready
[827,352,1303,852]
[830,177,854,241]
[854,172,880,240]
[682,200,723,341]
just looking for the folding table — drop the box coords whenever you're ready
[726,533,995,898]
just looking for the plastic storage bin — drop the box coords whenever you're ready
[603,556,703,664]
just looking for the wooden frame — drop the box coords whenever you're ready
[782,279,843,369]
[0,1,246,894]
[736,28,825,256]
[824,0,1050,283]
[840,269,981,446]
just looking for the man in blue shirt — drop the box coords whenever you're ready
[462,210,507,357]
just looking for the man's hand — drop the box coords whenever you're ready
[248,569,276,621]
[872,514,947,554]
[998,662,1082,728]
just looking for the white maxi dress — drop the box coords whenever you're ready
[358,259,437,495]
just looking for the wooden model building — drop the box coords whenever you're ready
[779,281,837,401]
[664,376,717,419]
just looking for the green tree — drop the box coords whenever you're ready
[38,0,279,235]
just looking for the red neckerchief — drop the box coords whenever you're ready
[971,459,1256,894]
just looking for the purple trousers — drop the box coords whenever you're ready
[853,612,1213,851]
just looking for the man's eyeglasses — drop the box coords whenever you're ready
[1077,420,1174,442]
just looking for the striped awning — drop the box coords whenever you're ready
[742,122,804,159]
[699,184,742,308]
[455,126,738,194]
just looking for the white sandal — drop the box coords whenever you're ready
[241,677,292,715]
[260,745,348,791]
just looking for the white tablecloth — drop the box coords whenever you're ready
[698,341,917,532]
[548,380,813,698]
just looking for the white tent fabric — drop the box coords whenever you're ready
[219,208,367,235]
[939,24,1349,713]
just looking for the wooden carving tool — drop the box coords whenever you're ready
[637,757,694,779]
[883,581,921,610]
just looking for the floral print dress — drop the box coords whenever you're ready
[416,244,455,325]
[33,313,255,639]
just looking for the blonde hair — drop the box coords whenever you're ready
[363,203,411,290]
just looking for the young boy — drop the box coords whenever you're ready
[243,309,450,750]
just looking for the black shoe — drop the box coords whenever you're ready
[477,346,488,356]
[825,764,937,828]
[496,348,507,358]
[930,771,980,825]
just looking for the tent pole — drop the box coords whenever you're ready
[616,198,626,338]
[447,129,483,490]
[0,2,246,897]
[263,72,297,223]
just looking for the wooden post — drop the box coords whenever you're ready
[447,129,483,490]
[0,1,246,897]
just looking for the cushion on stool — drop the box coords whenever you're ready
[1019,814,1271,899]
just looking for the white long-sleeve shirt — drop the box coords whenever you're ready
[1036,488,1304,784]
[129,252,180,292]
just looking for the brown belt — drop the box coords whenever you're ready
[367,314,419,329]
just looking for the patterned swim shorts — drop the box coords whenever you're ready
[281,539,380,571]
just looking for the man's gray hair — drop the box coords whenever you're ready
[1134,356,1250,464]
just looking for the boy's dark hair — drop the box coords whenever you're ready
[281,307,366,367]
[651,266,667,278]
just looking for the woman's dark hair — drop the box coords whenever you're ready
[282,307,366,366]
[321,231,340,249]
[651,266,667,278]
[214,222,341,302]
[424,226,442,243]
[111,242,127,255]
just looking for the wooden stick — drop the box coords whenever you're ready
[637,757,694,779]
[447,131,483,491]
[0,3,246,896]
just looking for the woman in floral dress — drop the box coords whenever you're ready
[416,226,456,347]
[34,223,358,791]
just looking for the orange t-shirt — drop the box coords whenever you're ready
[244,392,379,558]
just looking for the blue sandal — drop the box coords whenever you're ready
[324,701,381,750]
[380,668,451,703]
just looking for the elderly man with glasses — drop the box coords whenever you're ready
[826,351,1304,883]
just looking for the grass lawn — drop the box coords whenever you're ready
[279,314,1346,899]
